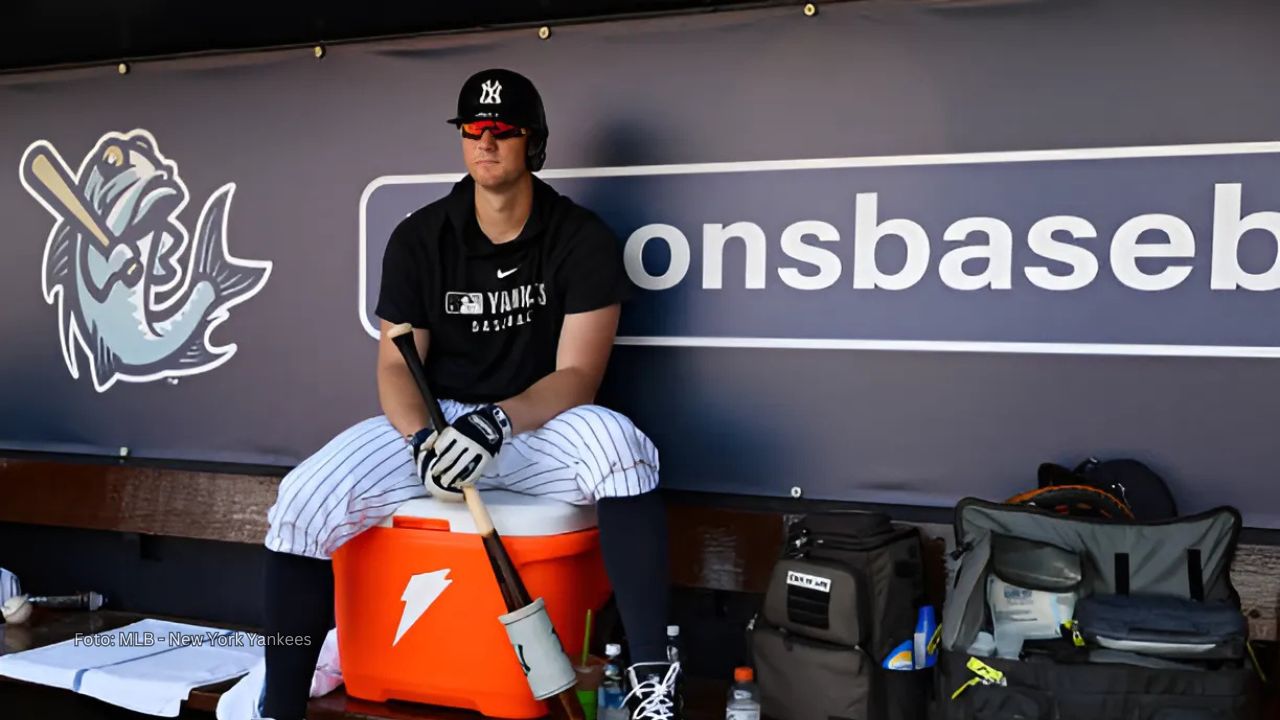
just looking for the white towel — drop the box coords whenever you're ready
[0,618,262,717]
[214,656,266,720]
[310,627,343,698]
[215,627,343,720]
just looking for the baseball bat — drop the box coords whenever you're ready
[24,148,140,280]
[386,323,584,720]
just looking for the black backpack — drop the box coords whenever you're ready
[749,510,930,720]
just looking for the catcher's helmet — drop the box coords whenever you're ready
[1038,457,1178,521]
[1006,484,1135,521]
[448,68,548,172]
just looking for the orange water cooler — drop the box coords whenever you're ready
[332,490,612,718]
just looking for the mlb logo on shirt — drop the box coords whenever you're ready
[445,292,484,315]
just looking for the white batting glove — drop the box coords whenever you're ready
[425,405,512,495]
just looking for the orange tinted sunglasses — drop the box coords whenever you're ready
[459,119,529,140]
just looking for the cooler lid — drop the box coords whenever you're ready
[384,490,598,536]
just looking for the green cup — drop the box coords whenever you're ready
[574,656,604,720]
[576,688,598,720]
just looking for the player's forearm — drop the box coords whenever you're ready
[378,360,432,438]
[498,367,599,435]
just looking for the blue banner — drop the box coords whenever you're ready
[362,143,1280,356]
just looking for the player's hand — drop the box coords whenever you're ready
[425,405,513,494]
[407,426,439,486]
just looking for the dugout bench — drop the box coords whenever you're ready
[1,455,1277,719]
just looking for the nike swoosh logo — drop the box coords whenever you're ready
[497,267,518,279]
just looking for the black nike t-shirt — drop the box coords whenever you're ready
[375,175,631,403]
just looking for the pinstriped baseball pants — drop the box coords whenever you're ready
[264,400,660,559]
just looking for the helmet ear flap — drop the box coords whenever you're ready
[525,99,548,171]
[526,132,547,172]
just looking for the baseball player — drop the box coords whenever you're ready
[257,69,681,720]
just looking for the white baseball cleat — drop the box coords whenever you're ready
[623,661,682,720]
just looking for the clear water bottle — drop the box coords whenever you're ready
[725,666,761,720]
[598,643,627,720]
[666,624,681,664]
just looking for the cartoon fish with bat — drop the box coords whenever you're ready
[19,129,272,391]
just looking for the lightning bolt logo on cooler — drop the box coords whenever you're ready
[394,569,452,646]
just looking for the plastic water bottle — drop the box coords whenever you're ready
[724,666,761,720]
[598,643,627,720]
[666,624,681,664]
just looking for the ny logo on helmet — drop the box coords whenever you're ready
[479,79,502,104]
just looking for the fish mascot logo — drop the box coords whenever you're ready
[18,129,271,392]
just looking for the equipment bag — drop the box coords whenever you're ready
[937,650,1257,720]
[932,498,1261,720]
[749,510,930,720]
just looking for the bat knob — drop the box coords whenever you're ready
[387,323,415,340]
